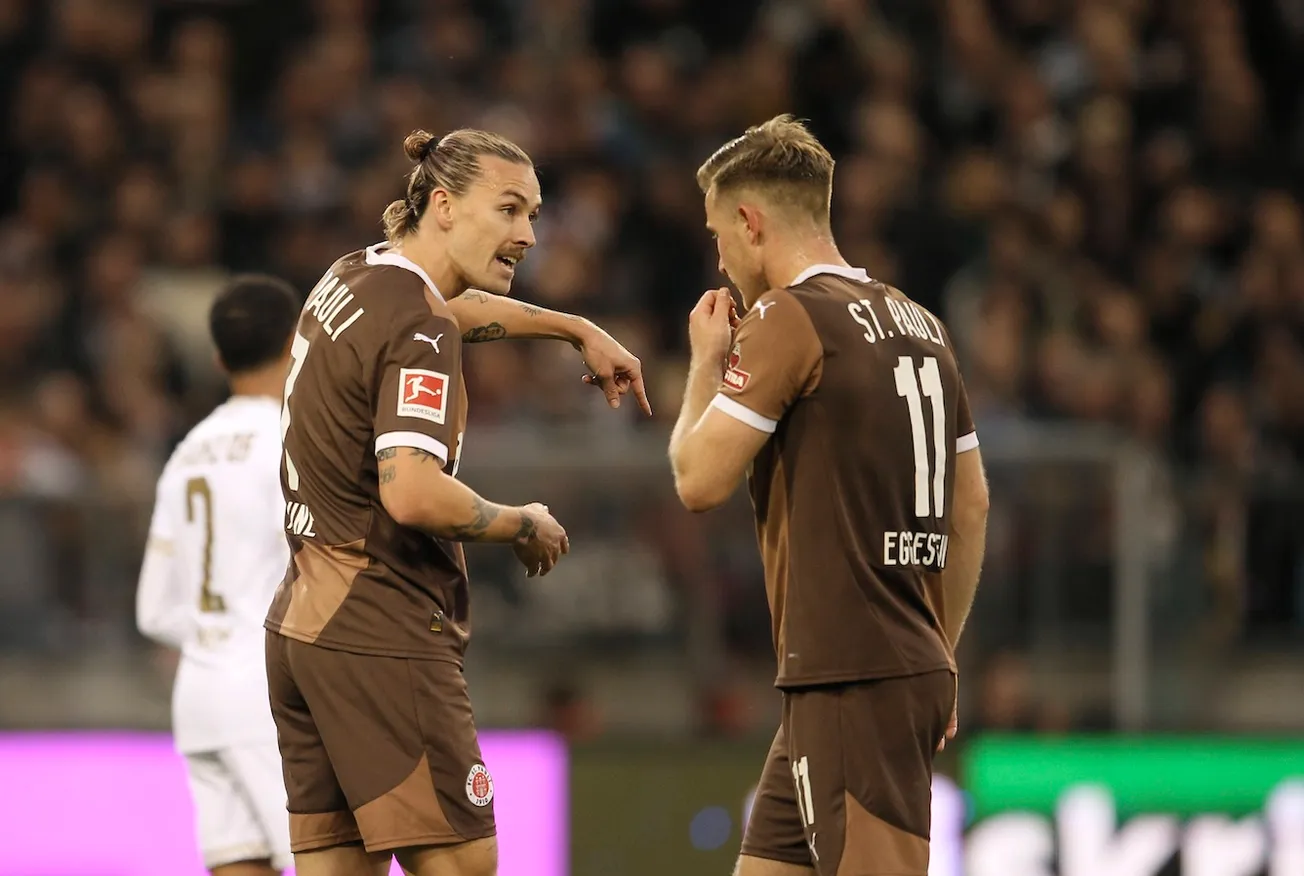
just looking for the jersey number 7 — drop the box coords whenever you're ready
[281,331,310,491]
[894,356,946,519]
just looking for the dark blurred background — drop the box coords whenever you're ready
[1,0,1302,748]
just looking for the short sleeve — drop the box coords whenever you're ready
[145,466,178,547]
[374,313,462,464]
[709,290,823,434]
[955,369,979,453]
[259,430,289,542]
[136,466,187,646]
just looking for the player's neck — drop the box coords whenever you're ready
[392,234,469,299]
[765,236,849,290]
[228,368,285,402]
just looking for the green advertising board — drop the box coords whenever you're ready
[569,735,1304,876]
[958,735,1304,876]
[966,735,1304,817]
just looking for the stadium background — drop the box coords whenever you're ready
[1,0,1302,873]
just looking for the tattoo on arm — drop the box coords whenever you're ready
[378,446,398,484]
[514,512,537,543]
[463,322,508,343]
[378,447,438,485]
[448,496,501,539]
[516,301,542,318]
[462,290,491,304]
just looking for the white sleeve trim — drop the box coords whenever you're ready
[957,431,980,453]
[710,394,778,434]
[376,431,449,462]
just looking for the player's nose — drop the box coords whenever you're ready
[515,218,536,249]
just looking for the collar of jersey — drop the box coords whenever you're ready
[788,263,872,287]
[364,242,446,303]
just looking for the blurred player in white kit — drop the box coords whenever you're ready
[136,275,301,876]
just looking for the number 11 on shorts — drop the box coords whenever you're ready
[792,755,815,828]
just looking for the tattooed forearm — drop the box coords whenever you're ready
[513,512,537,543]
[462,289,491,304]
[463,322,508,342]
[516,301,542,318]
[448,497,501,539]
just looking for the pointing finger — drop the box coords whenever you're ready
[630,373,653,416]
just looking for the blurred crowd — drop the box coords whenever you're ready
[1,0,1302,716]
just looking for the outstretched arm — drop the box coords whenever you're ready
[448,289,587,344]
[448,290,652,415]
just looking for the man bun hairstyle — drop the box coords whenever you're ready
[382,128,533,243]
[209,274,301,375]
[695,114,835,224]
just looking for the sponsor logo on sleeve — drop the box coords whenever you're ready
[397,368,449,424]
[723,343,751,392]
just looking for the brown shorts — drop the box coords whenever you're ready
[741,670,955,876]
[265,632,496,854]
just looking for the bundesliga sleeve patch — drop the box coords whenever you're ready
[723,342,751,392]
[397,368,449,425]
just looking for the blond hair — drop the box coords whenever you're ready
[695,115,835,223]
[382,128,532,243]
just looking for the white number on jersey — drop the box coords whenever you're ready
[894,356,947,519]
[281,331,310,490]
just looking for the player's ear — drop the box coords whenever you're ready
[738,202,763,245]
[428,188,455,230]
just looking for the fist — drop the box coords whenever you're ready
[688,287,736,363]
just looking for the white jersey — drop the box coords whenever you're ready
[136,396,287,753]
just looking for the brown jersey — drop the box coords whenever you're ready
[265,244,471,663]
[711,264,978,688]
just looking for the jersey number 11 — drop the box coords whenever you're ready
[894,356,946,519]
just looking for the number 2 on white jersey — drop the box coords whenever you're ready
[894,356,946,519]
[281,331,310,490]
[186,476,224,613]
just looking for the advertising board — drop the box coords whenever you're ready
[950,736,1304,876]
[0,731,567,876]
[568,736,1304,876]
